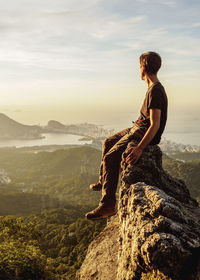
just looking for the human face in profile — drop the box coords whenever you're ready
[140,63,145,80]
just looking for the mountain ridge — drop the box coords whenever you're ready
[0,113,42,140]
[0,113,199,154]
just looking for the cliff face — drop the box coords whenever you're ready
[77,142,200,280]
[76,215,119,280]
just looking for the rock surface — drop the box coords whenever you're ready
[77,142,200,280]
[76,215,119,280]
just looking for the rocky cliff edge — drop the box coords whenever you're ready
[77,142,200,280]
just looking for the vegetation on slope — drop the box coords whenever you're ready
[0,146,199,279]
[0,208,105,280]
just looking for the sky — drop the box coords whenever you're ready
[0,0,200,136]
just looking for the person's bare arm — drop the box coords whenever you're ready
[126,108,161,164]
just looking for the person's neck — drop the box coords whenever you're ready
[145,75,159,88]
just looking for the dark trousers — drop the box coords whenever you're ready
[99,123,146,207]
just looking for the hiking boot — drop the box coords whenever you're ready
[85,205,117,220]
[89,182,102,191]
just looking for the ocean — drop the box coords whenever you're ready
[0,133,92,148]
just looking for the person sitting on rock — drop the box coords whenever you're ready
[86,51,168,220]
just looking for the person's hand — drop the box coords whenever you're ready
[125,146,143,165]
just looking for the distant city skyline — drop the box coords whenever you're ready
[0,0,200,136]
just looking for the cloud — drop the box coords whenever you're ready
[192,22,200,27]
[163,70,200,81]
[0,4,146,76]
[162,35,200,57]
[0,0,199,86]
[89,16,145,40]
[136,0,176,7]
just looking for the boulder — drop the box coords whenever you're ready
[77,141,200,280]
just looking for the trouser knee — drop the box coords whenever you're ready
[104,152,120,169]
[103,138,114,153]
[103,137,112,147]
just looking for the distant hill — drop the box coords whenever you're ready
[46,120,115,138]
[160,138,200,153]
[0,113,42,140]
[47,120,66,130]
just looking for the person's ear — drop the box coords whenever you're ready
[142,66,146,72]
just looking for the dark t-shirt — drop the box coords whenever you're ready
[135,82,168,145]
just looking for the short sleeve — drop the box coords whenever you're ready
[148,86,162,109]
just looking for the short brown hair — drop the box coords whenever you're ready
[140,51,162,75]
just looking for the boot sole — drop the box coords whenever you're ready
[89,184,102,191]
[86,211,117,220]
